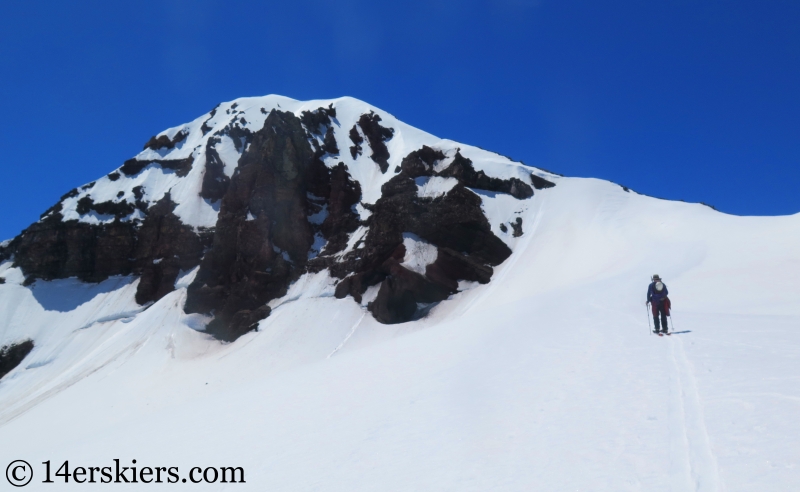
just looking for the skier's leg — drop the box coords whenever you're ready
[659,306,668,333]
[651,302,660,332]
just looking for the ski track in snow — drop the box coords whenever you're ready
[328,312,366,358]
[668,336,722,491]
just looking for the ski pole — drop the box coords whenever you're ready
[646,303,652,335]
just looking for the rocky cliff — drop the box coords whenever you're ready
[0,96,555,341]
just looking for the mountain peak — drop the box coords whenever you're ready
[0,95,556,340]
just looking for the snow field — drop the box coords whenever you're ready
[1,148,799,489]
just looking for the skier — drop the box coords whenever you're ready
[646,274,671,334]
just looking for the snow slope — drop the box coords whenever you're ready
[1,117,800,489]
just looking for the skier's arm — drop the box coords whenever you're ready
[646,284,652,304]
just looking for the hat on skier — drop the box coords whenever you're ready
[651,274,661,281]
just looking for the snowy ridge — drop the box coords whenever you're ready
[49,95,554,230]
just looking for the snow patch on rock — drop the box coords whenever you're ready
[415,176,458,198]
[401,233,438,275]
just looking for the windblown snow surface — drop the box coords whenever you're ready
[1,99,799,491]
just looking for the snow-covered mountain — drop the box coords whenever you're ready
[1,96,799,490]
[0,95,553,341]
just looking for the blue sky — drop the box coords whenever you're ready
[1,0,798,240]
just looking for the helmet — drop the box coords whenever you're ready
[655,282,664,291]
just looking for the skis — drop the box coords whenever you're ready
[652,331,671,337]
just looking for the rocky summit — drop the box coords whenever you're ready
[0,96,555,341]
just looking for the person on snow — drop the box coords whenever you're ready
[646,274,671,334]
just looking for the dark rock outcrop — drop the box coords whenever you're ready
[302,105,339,156]
[356,112,394,173]
[143,129,188,151]
[10,193,210,305]
[331,147,524,324]
[347,112,394,172]
[76,196,135,219]
[133,194,212,305]
[185,109,349,341]
[200,105,220,135]
[300,104,336,134]
[199,137,231,202]
[530,174,556,190]
[439,152,533,199]
[0,339,34,380]
[349,125,363,159]
[510,217,523,237]
[13,214,138,283]
[121,156,195,177]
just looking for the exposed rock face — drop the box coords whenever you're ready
[11,215,139,284]
[349,112,394,172]
[143,129,188,151]
[120,156,194,177]
[133,194,212,305]
[332,146,518,324]
[0,339,34,380]
[439,152,533,199]
[3,97,557,342]
[185,109,329,340]
[9,192,210,302]
[510,217,524,237]
[184,108,365,341]
[199,137,232,202]
[530,174,555,190]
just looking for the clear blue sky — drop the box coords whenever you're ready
[1,0,798,240]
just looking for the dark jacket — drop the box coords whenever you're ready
[647,282,669,304]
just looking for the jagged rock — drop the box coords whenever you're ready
[426,247,493,289]
[185,109,328,341]
[39,202,63,220]
[13,214,138,283]
[76,196,135,219]
[349,125,363,159]
[511,217,523,237]
[199,137,231,202]
[120,156,195,177]
[356,112,394,173]
[318,163,361,255]
[530,174,555,189]
[369,258,452,324]
[300,104,336,134]
[330,161,514,324]
[11,193,210,301]
[439,152,533,199]
[323,127,338,155]
[0,339,34,380]
[133,194,212,305]
[400,146,445,177]
[200,105,220,135]
[132,186,148,212]
[143,129,188,151]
